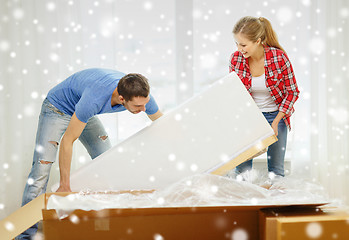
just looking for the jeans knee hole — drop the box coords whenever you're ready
[49,141,59,147]
[99,135,108,141]
[39,160,52,165]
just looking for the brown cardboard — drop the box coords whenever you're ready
[211,135,277,175]
[42,204,264,240]
[260,207,349,240]
[0,192,74,240]
[41,193,328,240]
[0,194,45,240]
[0,191,336,240]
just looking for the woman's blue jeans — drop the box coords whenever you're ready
[17,98,112,240]
[235,111,288,177]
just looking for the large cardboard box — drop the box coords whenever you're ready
[40,193,324,240]
[259,207,349,240]
[2,192,345,240]
[43,199,261,239]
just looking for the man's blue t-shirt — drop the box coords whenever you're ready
[47,68,159,123]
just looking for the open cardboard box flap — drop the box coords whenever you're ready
[0,193,67,240]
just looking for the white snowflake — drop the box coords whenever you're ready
[231,228,248,240]
[3,163,9,169]
[200,53,218,69]
[220,154,230,162]
[176,161,185,171]
[153,233,164,240]
[179,82,188,91]
[306,222,323,238]
[210,185,218,193]
[328,107,348,124]
[301,0,311,7]
[168,153,176,161]
[35,144,44,154]
[144,1,153,11]
[277,7,294,23]
[13,8,24,20]
[79,156,86,164]
[69,214,80,224]
[339,8,349,18]
[0,40,10,51]
[174,113,182,121]
[156,197,164,205]
[309,38,325,55]
[46,2,56,11]
[149,176,155,182]
[50,53,60,62]
[27,178,34,185]
[190,164,198,172]
[192,9,202,19]
[24,104,35,116]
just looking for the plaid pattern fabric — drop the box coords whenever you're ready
[229,46,300,130]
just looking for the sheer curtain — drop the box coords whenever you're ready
[307,0,349,204]
[1,0,348,220]
[288,0,349,205]
[0,0,177,219]
[191,0,349,205]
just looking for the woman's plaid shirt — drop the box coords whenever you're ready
[229,46,300,130]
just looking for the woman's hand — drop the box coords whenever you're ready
[271,120,279,136]
[271,111,285,136]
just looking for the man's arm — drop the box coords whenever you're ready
[56,113,86,192]
[147,109,163,121]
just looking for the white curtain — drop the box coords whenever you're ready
[0,0,177,219]
[1,0,348,221]
[307,0,349,204]
[191,0,349,205]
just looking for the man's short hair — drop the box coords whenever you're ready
[117,73,150,101]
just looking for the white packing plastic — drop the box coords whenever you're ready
[47,172,329,219]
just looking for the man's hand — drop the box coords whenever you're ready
[56,185,72,192]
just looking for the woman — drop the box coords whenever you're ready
[229,16,300,177]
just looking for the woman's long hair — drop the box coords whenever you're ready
[233,16,286,53]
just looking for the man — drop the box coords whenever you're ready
[17,68,163,239]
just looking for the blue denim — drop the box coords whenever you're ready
[17,98,111,240]
[235,111,288,177]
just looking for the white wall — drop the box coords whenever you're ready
[1,0,348,220]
